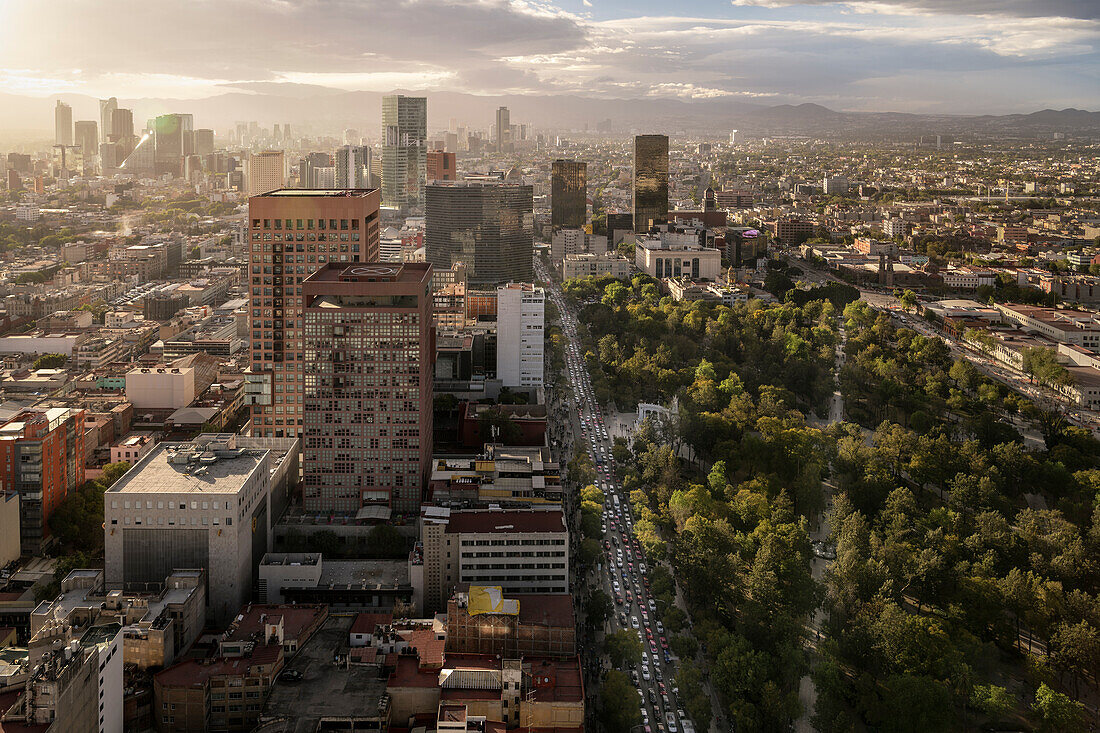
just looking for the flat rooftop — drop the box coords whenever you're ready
[106,442,268,495]
[260,616,389,733]
[443,509,566,534]
[255,188,379,198]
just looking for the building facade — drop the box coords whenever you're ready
[427,150,457,182]
[551,159,586,230]
[301,262,435,516]
[425,182,534,286]
[247,189,381,438]
[0,407,85,554]
[381,95,427,210]
[633,135,669,233]
[248,150,286,197]
[496,283,544,388]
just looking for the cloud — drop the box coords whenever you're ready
[0,0,1096,113]
[731,0,1100,19]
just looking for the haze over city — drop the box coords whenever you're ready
[0,3,1098,733]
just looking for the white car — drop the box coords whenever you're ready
[631,616,640,629]
[641,665,651,681]
[666,713,679,732]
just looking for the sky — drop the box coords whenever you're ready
[0,0,1096,114]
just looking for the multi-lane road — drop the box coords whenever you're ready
[537,260,696,733]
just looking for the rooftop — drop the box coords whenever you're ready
[254,188,379,198]
[442,509,566,535]
[107,437,270,496]
[222,604,327,644]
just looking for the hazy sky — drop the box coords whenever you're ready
[0,0,1096,113]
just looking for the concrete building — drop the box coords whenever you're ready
[446,587,575,658]
[104,434,300,624]
[427,150,456,182]
[425,182,534,285]
[550,228,607,264]
[823,175,850,195]
[634,237,722,281]
[941,267,997,290]
[1,620,123,732]
[551,159,586,231]
[561,252,632,280]
[0,332,85,357]
[428,444,562,505]
[126,365,197,410]
[0,408,85,555]
[496,283,544,389]
[995,303,1100,349]
[411,507,569,615]
[248,151,286,197]
[247,188,382,438]
[257,553,412,611]
[494,106,511,153]
[74,120,99,158]
[381,95,428,210]
[0,490,18,565]
[336,144,372,189]
[30,568,205,670]
[301,262,435,516]
[633,135,669,233]
[110,433,159,464]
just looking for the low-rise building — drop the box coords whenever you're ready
[634,237,721,281]
[560,252,632,280]
[428,444,561,504]
[446,586,575,658]
[257,553,413,611]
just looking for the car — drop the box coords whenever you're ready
[656,621,664,634]
[666,713,679,732]
[658,681,666,695]
[281,669,303,682]
[613,581,621,593]
[664,651,673,664]
[615,595,623,605]
[654,667,663,682]
[641,665,651,681]
[649,599,657,612]
[641,709,649,724]
[648,689,658,705]
[660,637,669,649]
[631,616,639,629]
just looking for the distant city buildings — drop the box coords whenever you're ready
[551,159,587,230]
[54,100,72,146]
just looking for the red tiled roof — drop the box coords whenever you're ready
[400,628,445,668]
[444,510,565,534]
[155,646,281,689]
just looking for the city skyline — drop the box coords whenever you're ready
[0,1,1096,115]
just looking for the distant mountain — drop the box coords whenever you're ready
[0,88,1096,147]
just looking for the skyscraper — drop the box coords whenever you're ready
[109,108,134,142]
[299,152,332,189]
[335,145,372,189]
[495,106,511,153]
[99,97,117,142]
[381,95,427,210]
[193,128,215,156]
[301,262,434,515]
[633,134,669,233]
[246,189,381,438]
[425,182,534,285]
[54,101,72,146]
[74,121,98,157]
[152,113,194,176]
[247,151,285,196]
[551,159,587,230]
[497,283,545,388]
[426,150,456,182]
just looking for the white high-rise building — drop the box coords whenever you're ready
[729,129,738,144]
[247,150,285,196]
[496,282,544,388]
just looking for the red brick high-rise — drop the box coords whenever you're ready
[426,150,456,182]
[247,189,381,438]
[301,262,435,516]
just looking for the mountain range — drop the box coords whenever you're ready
[1,87,1096,149]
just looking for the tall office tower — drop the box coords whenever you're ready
[246,189,381,438]
[336,145,372,188]
[381,95,427,209]
[496,283,545,388]
[99,97,117,142]
[110,108,134,143]
[193,128,215,156]
[495,106,510,153]
[426,150,456,181]
[153,113,194,176]
[343,128,359,145]
[247,150,285,196]
[551,159,586,230]
[283,123,291,140]
[0,408,85,555]
[729,129,738,144]
[633,134,669,233]
[54,100,73,146]
[299,152,331,189]
[74,120,99,157]
[312,166,336,189]
[301,262,434,515]
[272,123,281,141]
[425,182,534,285]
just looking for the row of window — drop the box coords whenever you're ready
[253,218,360,231]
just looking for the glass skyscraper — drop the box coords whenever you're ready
[551,159,587,230]
[381,95,427,210]
[633,134,669,233]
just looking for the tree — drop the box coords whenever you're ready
[604,628,643,669]
[1030,683,1086,733]
[33,353,67,369]
[971,683,1015,721]
[1020,346,1070,389]
[588,590,613,628]
[477,407,522,444]
[899,289,917,312]
[598,670,642,732]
